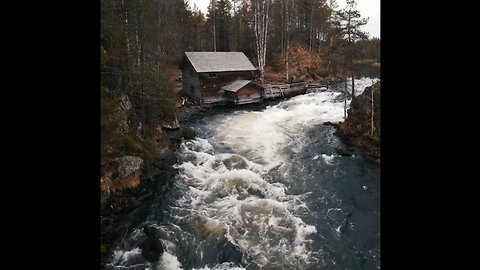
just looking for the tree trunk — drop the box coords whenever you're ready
[309,3,314,68]
[232,0,236,51]
[285,0,290,82]
[351,71,355,97]
[253,0,270,81]
[347,23,354,98]
[212,0,216,52]
[121,0,131,70]
[370,85,374,138]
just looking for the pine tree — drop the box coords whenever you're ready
[337,0,368,97]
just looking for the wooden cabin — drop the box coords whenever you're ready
[222,80,264,105]
[180,52,260,105]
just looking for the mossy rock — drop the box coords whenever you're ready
[169,142,181,151]
[181,128,197,140]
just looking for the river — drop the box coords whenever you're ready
[105,77,380,270]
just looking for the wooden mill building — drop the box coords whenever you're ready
[222,79,264,105]
[180,52,263,105]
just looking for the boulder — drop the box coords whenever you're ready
[103,156,143,191]
[335,147,353,157]
[338,81,380,163]
[111,156,144,180]
[218,240,243,264]
[141,226,164,262]
[181,128,197,140]
[162,118,180,130]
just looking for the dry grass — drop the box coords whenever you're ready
[101,172,141,193]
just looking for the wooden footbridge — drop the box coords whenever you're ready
[263,82,329,99]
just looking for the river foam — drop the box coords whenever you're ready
[173,87,359,268]
[105,78,379,270]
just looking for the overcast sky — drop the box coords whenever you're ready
[188,0,380,38]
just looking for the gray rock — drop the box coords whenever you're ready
[218,239,243,264]
[222,155,248,170]
[120,94,132,112]
[246,262,261,270]
[335,147,353,157]
[162,118,180,129]
[181,128,197,140]
[141,226,164,262]
[112,156,144,179]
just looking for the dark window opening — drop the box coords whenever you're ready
[209,73,217,78]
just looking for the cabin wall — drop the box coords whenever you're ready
[199,71,255,100]
[238,87,261,97]
[181,58,259,105]
[223,91,237,103]
[182,63,202,104]
[236,86,262,104]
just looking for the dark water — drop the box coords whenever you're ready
[106,78,380,270]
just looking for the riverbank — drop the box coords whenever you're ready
[100,98,208,268]
[100,141,178,267]
[338,81,381,164]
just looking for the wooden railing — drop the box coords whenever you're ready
[263,82,308,99]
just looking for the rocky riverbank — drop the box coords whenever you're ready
[100,100,206,268]
[338,81,381,164]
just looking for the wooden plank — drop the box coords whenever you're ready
[262,82,307,99]
[236,97,262,105]
[203,96,227,104]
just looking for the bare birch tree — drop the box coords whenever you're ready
[252,0,271,81]
[285,0,291,82]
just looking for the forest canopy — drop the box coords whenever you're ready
[100,0,379,172]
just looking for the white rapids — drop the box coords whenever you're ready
[174,78,377,268]
[105,78,379,270]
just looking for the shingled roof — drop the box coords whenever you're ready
[184,52,257,73]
